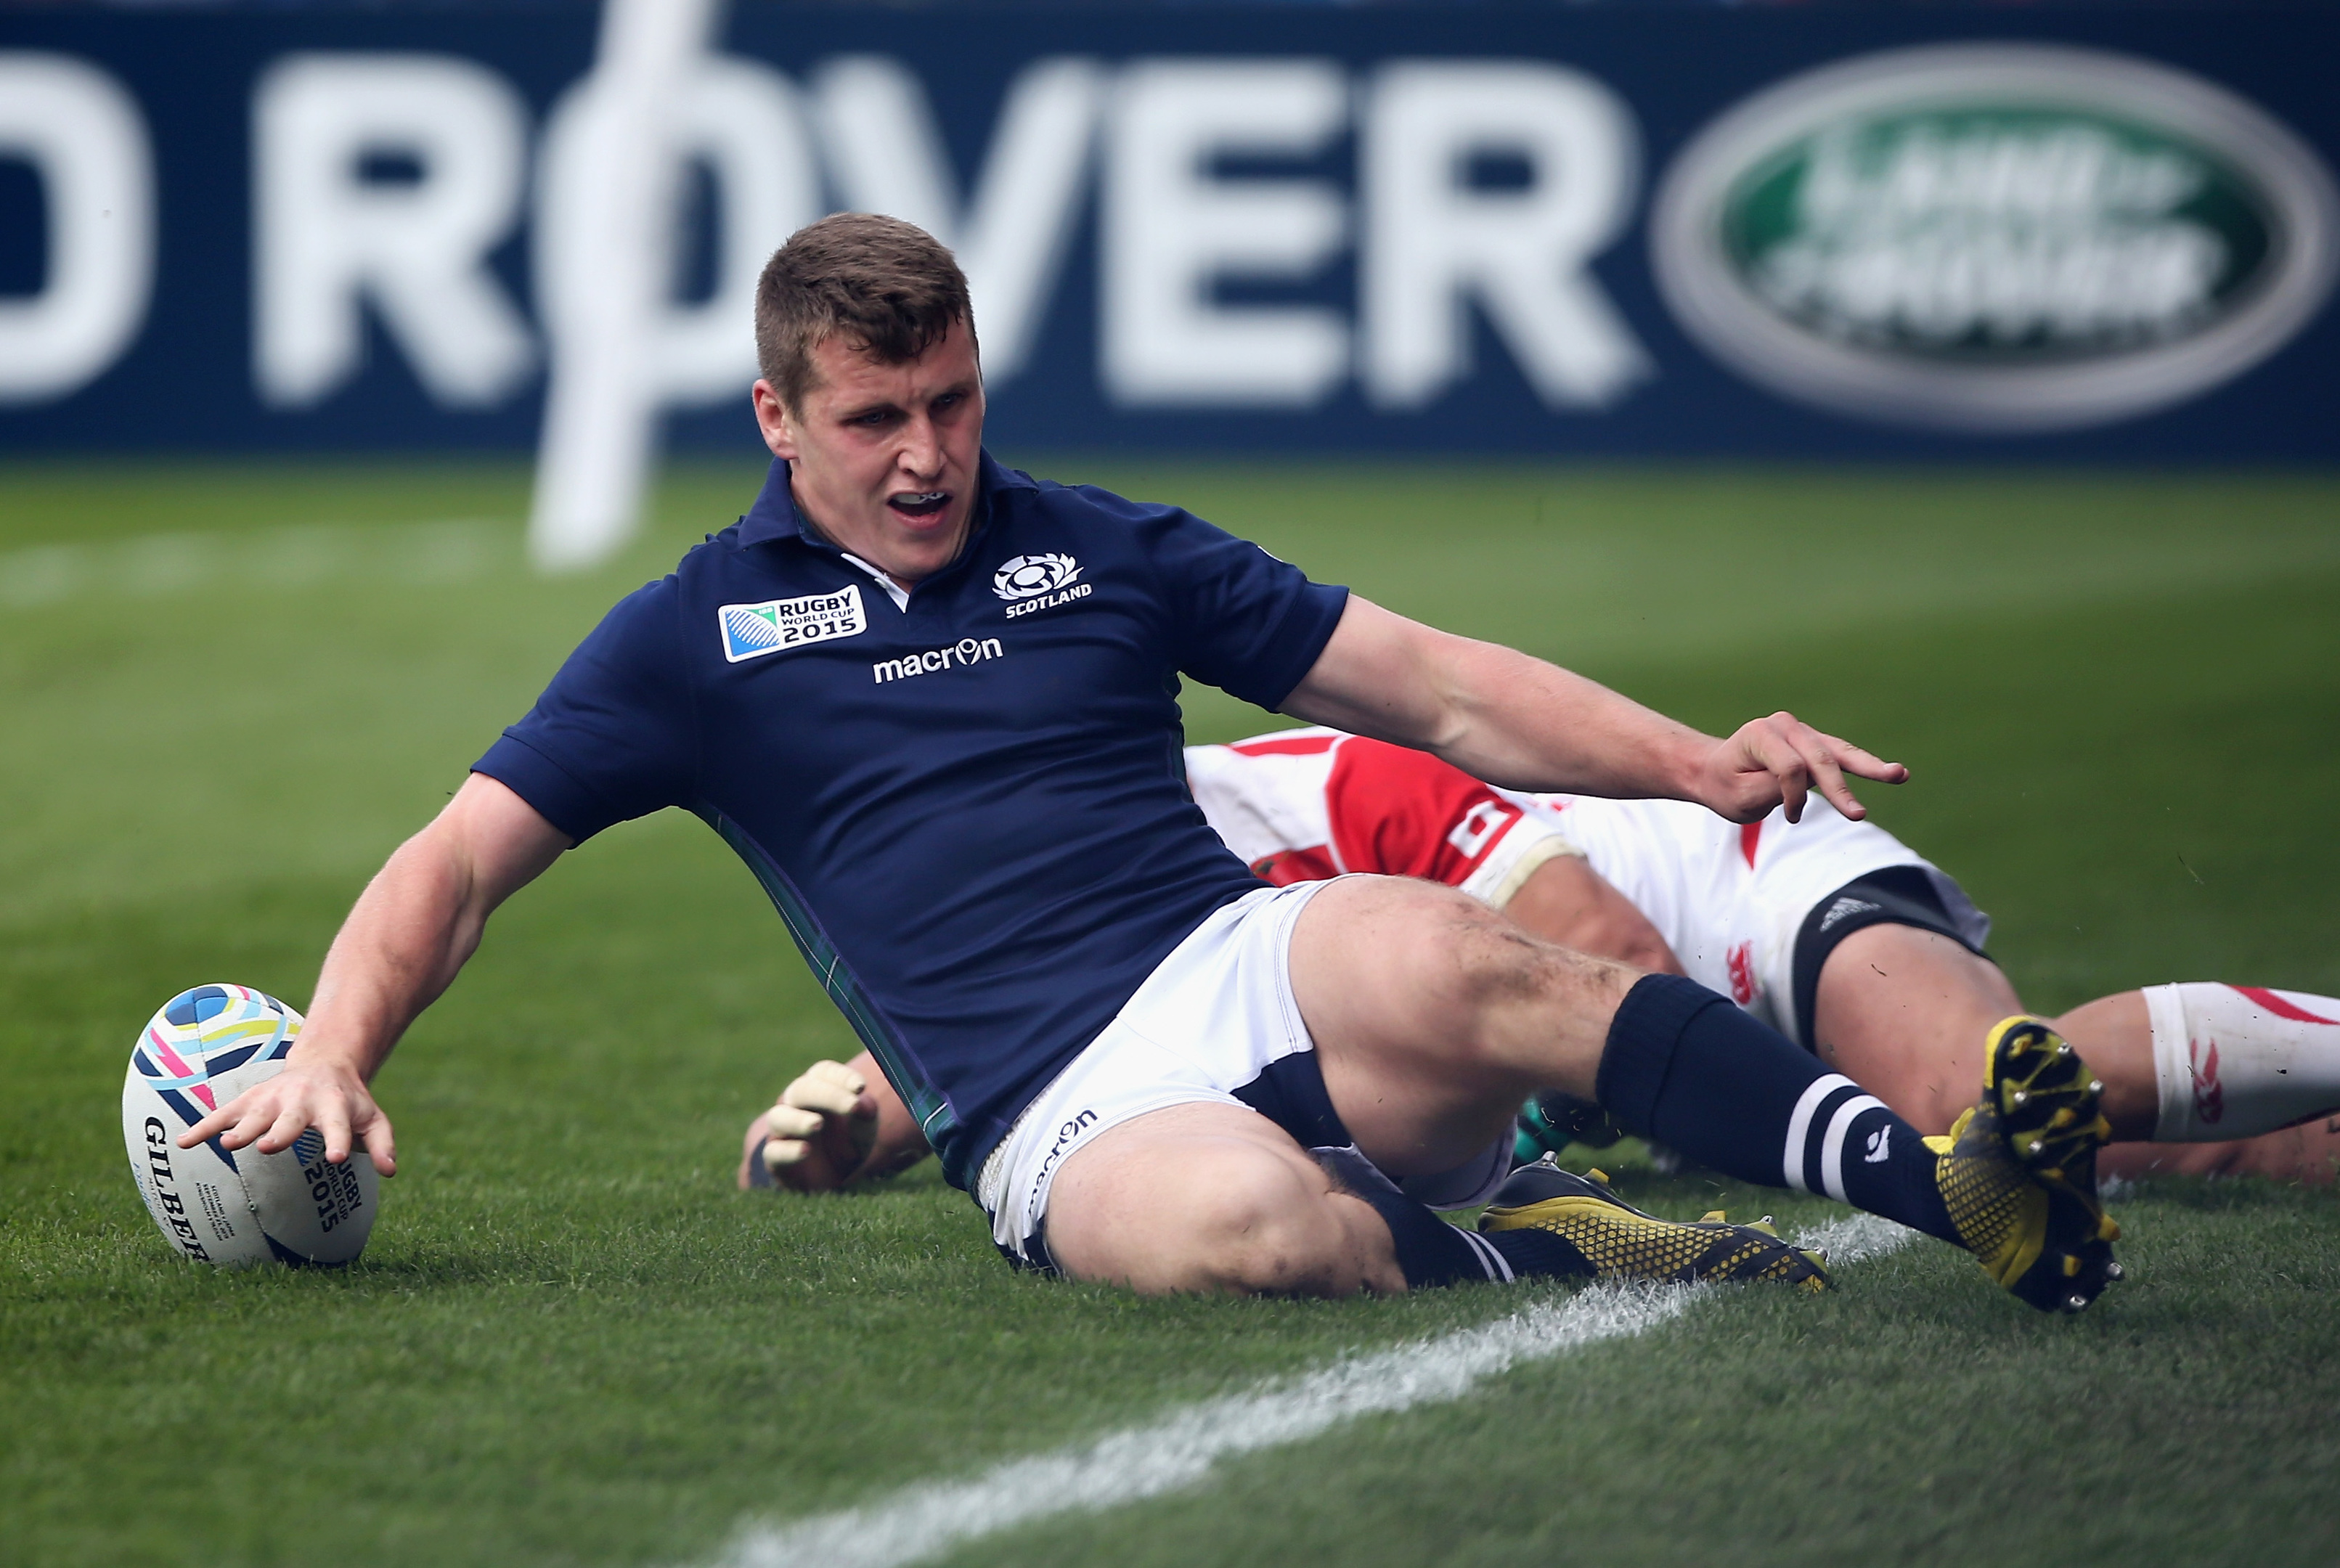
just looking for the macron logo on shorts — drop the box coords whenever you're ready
[719,586,866,663]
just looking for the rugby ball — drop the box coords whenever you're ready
[121,983,379,1267]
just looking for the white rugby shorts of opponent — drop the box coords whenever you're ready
[182,213,2124,1312]
[749,730,2340,1209]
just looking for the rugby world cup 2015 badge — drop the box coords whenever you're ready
[1651,45,2340,432]
[719,585,867,663]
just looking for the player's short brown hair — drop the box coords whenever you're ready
[754,213,977,412]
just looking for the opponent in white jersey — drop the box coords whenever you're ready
[749,729,2340,1192]
[1186,727,1987,1050]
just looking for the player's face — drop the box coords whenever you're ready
[754,321,985,588]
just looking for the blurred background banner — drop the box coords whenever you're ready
[1,2,2334,462]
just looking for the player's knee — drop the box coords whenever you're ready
[1174,1153,1349,1296]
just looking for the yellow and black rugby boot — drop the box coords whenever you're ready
[1928,1016,2122,1313]
[1478,1156,1831,1293]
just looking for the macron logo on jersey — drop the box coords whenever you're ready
[994,553,1091,618]
[719,587,867,663]
[873,636,1006,684]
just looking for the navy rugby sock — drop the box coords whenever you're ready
[1349,1183,1510,1287]
[1348,1183,1589,1286]
[1596,975,1956,1245]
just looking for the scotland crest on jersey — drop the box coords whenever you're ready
[993,555,1091,618]
[992,554,1080,600]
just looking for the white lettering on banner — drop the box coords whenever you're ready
[1102,60,1350,407]
[812,55,1103,385]
[534,57,812,409]
[871,637,1006,684]
[1363,61,1649,409]
[0,53,153,404]
[253,54,535,409]
[531,0,826,571]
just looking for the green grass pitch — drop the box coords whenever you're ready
[2,459,2336,1567]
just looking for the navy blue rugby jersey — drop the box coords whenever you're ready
[475,452,1349,1189]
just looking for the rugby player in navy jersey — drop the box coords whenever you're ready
[751,730,2340,1202]
[184,214,2124,1310]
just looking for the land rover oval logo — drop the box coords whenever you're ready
[1652,46,2339,432]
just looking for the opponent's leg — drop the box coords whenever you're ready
[1289,875,2118,1310]
[1814,930,2340,1182]
[2086,986,2340,1183]
[1811,924,2027,1135]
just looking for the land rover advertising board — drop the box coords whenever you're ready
[1,7,2333,457]
[1652,44,2339,432]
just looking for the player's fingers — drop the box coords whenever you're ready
[256,1106,311,1155]
[1778,772,1811,825]
[783,1076,865,1119]
[762,1137,813,1170]
[176,1099,243,1150]
[768,1104,825,1140]
[1822,735,1908,784]
[1745,716,1811,823]
[804,1059,867,1095]
[316,1101,354,1167]
[1780,729,1860,822]
[355,1110,397,1177]
[212,1098,285,1153]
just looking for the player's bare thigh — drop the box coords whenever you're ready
[1042,1101,1404,1295]
[1287,873,1637,1178]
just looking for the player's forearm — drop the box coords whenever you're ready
[293,827,494,1084]
[1288,600,1711,800]
[1417,639,1713,800]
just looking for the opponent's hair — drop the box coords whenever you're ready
[754,213,977,412]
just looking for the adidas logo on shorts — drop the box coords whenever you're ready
[1819,896,1882,932]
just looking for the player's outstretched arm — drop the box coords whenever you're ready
[758,1052,931,1191]
[176,773,572,1174]
[1284,597,1907,823]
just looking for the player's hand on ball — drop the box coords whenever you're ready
[1700,711,1907,824]
[761,1060,879,1191]
[176,1056,398,1176]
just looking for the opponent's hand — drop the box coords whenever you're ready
[1695,711,1907,824]
[174,1057,397,1175]
[761,1060,880,1192]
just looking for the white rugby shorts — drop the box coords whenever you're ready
[1501,791,1989,1048]
[975,878,1511,1267]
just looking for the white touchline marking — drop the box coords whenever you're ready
[0,519,516,610]
[706,1217,1918,1568]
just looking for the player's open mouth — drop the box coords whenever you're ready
[889,491,951,520]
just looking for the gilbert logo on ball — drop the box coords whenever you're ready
[121,984,379,1267]
[1650,44,2340,431]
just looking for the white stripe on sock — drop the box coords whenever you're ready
[1782,1074,1859,1193]
[1458,1227,1514,1283]
[1818,1095,1888,1204]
